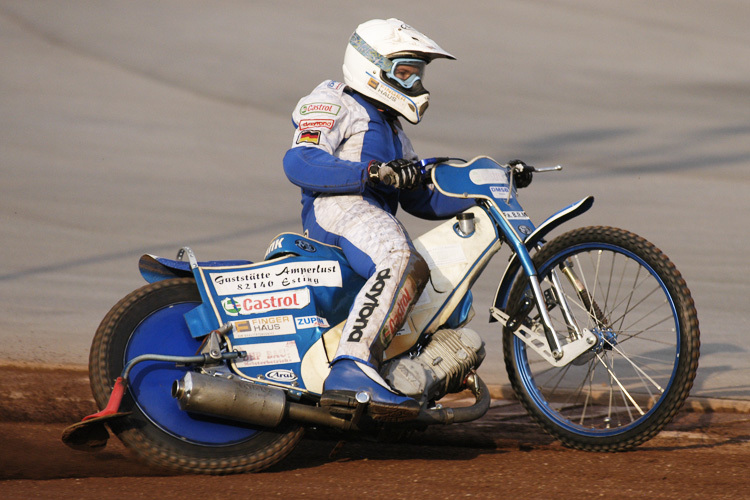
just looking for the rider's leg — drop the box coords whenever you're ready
[305,195,429,420]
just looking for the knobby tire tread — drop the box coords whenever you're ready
[88,277,303,474]
[503,226,700,452]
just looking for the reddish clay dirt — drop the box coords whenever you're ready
[2,365,750,499]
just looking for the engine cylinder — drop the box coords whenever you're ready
[382,328,485,403]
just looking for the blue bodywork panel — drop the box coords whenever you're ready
[432,157,538,240]
[139,234,365,391]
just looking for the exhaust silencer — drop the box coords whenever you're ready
[172,371,287,427]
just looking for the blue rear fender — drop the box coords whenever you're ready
[138,254,253,283]
[138,232,348,284]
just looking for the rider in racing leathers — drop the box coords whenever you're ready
[283,18,475,421]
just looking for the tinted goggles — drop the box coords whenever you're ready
[385,58,427,89]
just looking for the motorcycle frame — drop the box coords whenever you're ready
[427,157,596,365]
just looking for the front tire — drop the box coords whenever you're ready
[89,277,303,473]
[503,227,699,451]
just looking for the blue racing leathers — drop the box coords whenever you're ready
[283,80,474,367]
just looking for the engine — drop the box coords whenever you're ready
[381,328,485,404]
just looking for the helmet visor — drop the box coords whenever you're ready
[385,58,427,89]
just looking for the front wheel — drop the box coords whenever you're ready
[89,277,303,474]
[503,226,699,451]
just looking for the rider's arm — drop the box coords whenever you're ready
[283,146,367,194]
[283,81,374,194]
[399,186,476,220]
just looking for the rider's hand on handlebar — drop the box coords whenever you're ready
[509,159,534,189]
[368,159,422,189]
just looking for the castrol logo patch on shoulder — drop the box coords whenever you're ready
[299,102,341,116]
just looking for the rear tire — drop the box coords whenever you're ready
[89,277,303,474]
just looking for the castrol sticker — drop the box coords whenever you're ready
[232,315,296,338]
[299,102,341,116]
[235,341,300,368]
[221,289,310,316]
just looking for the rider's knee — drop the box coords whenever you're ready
[407,250,430,293]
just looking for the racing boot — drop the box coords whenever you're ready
[320,358,420,422]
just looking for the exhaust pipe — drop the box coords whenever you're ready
[172,371,353,430]
[173,371,491,430]
[172,371,287,427]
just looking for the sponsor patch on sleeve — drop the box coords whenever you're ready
[298,118,335,130]
[296,130,321,145]
[299,102,341,116]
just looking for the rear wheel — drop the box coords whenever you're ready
[89,277,303,473]
[503,227,699,451]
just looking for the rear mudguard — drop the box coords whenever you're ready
[491,196,594,317]
[139,255,253,283]
[137,233,345,284]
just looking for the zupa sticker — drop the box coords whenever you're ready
[294,315,330,329]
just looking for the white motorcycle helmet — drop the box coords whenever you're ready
[342,18,455,124]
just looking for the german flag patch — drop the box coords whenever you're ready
[297,130,321,145]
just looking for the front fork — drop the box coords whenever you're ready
[490,245,596,368]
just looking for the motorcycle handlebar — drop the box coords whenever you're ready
[416,157,562,173]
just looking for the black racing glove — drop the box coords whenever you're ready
[509,159,534,189]
[368,159,422,189]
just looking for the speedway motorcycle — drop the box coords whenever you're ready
[63,156,700,473]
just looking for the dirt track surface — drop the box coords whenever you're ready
[2,366,750,499]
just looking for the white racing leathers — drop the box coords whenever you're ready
[283,80,474,368]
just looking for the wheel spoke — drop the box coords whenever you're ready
[505,227,698,450]
[596,353,645,416]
